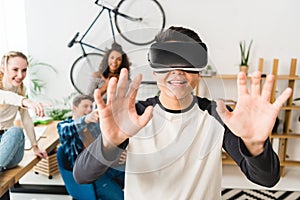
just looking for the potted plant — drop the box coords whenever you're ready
[25,56,57,99]
[239,40,253,75]
[45,92,78,121]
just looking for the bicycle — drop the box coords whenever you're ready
[68,0,166,95]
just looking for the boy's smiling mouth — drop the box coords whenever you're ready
[167,80,187,86]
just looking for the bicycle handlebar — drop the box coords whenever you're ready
[68,32,79,48]
[95,0,104,7]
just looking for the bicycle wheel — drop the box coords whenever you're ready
[70,53,104,95]
[115,0,166,45]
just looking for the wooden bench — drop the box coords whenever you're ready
[0,121,60,199]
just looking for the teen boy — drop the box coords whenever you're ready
[73,26,292,199]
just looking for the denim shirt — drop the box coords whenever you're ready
[57,116,101,168]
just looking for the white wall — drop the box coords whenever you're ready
[22,0,300,100]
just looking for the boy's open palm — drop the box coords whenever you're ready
[216,71,292,155]
[94,69,153,147]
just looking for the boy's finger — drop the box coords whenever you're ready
[273,88,292,110]
[261,74,274,101]
[106,77,118,105]
[94,89,105,109]
[237,72,249,98]
[215,99,229,123]
[117,68,129,97]
[250,71,261,97]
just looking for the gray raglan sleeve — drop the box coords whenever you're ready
[223,128,280,187]
[73,135,128,184]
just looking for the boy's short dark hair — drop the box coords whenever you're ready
[155,26,203,43]
[72,95,94,107]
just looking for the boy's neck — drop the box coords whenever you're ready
[159,94,194,110]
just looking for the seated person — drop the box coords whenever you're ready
[88,42,131,98]
[57,94,125,200]
[0,51,47,173]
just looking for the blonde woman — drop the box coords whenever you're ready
[0,51,47,172]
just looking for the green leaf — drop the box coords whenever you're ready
[26,56,57,98]
[239,40,253,66]
[46,108,72,120]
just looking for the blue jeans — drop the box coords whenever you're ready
[95,167,125,200]
[0,127,25,169]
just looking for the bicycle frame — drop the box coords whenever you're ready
[69,0,165,95]
[73,0,142,56]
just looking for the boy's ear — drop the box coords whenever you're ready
[72,105,77,112]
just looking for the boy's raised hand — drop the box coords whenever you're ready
[85,110,99,124]
[216,71,292,156]
[94,68,153,148]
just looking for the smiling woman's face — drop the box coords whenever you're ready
[1,56,28,87]
[108,50,122,73]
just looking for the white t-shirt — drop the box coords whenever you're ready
[126,102,224,200]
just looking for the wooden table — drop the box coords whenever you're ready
[0,121,60,198]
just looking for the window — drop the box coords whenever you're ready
[0,0,28,56]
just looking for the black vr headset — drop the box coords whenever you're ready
[148,41,208,73]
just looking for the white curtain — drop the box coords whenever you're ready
[0,0,28,57]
